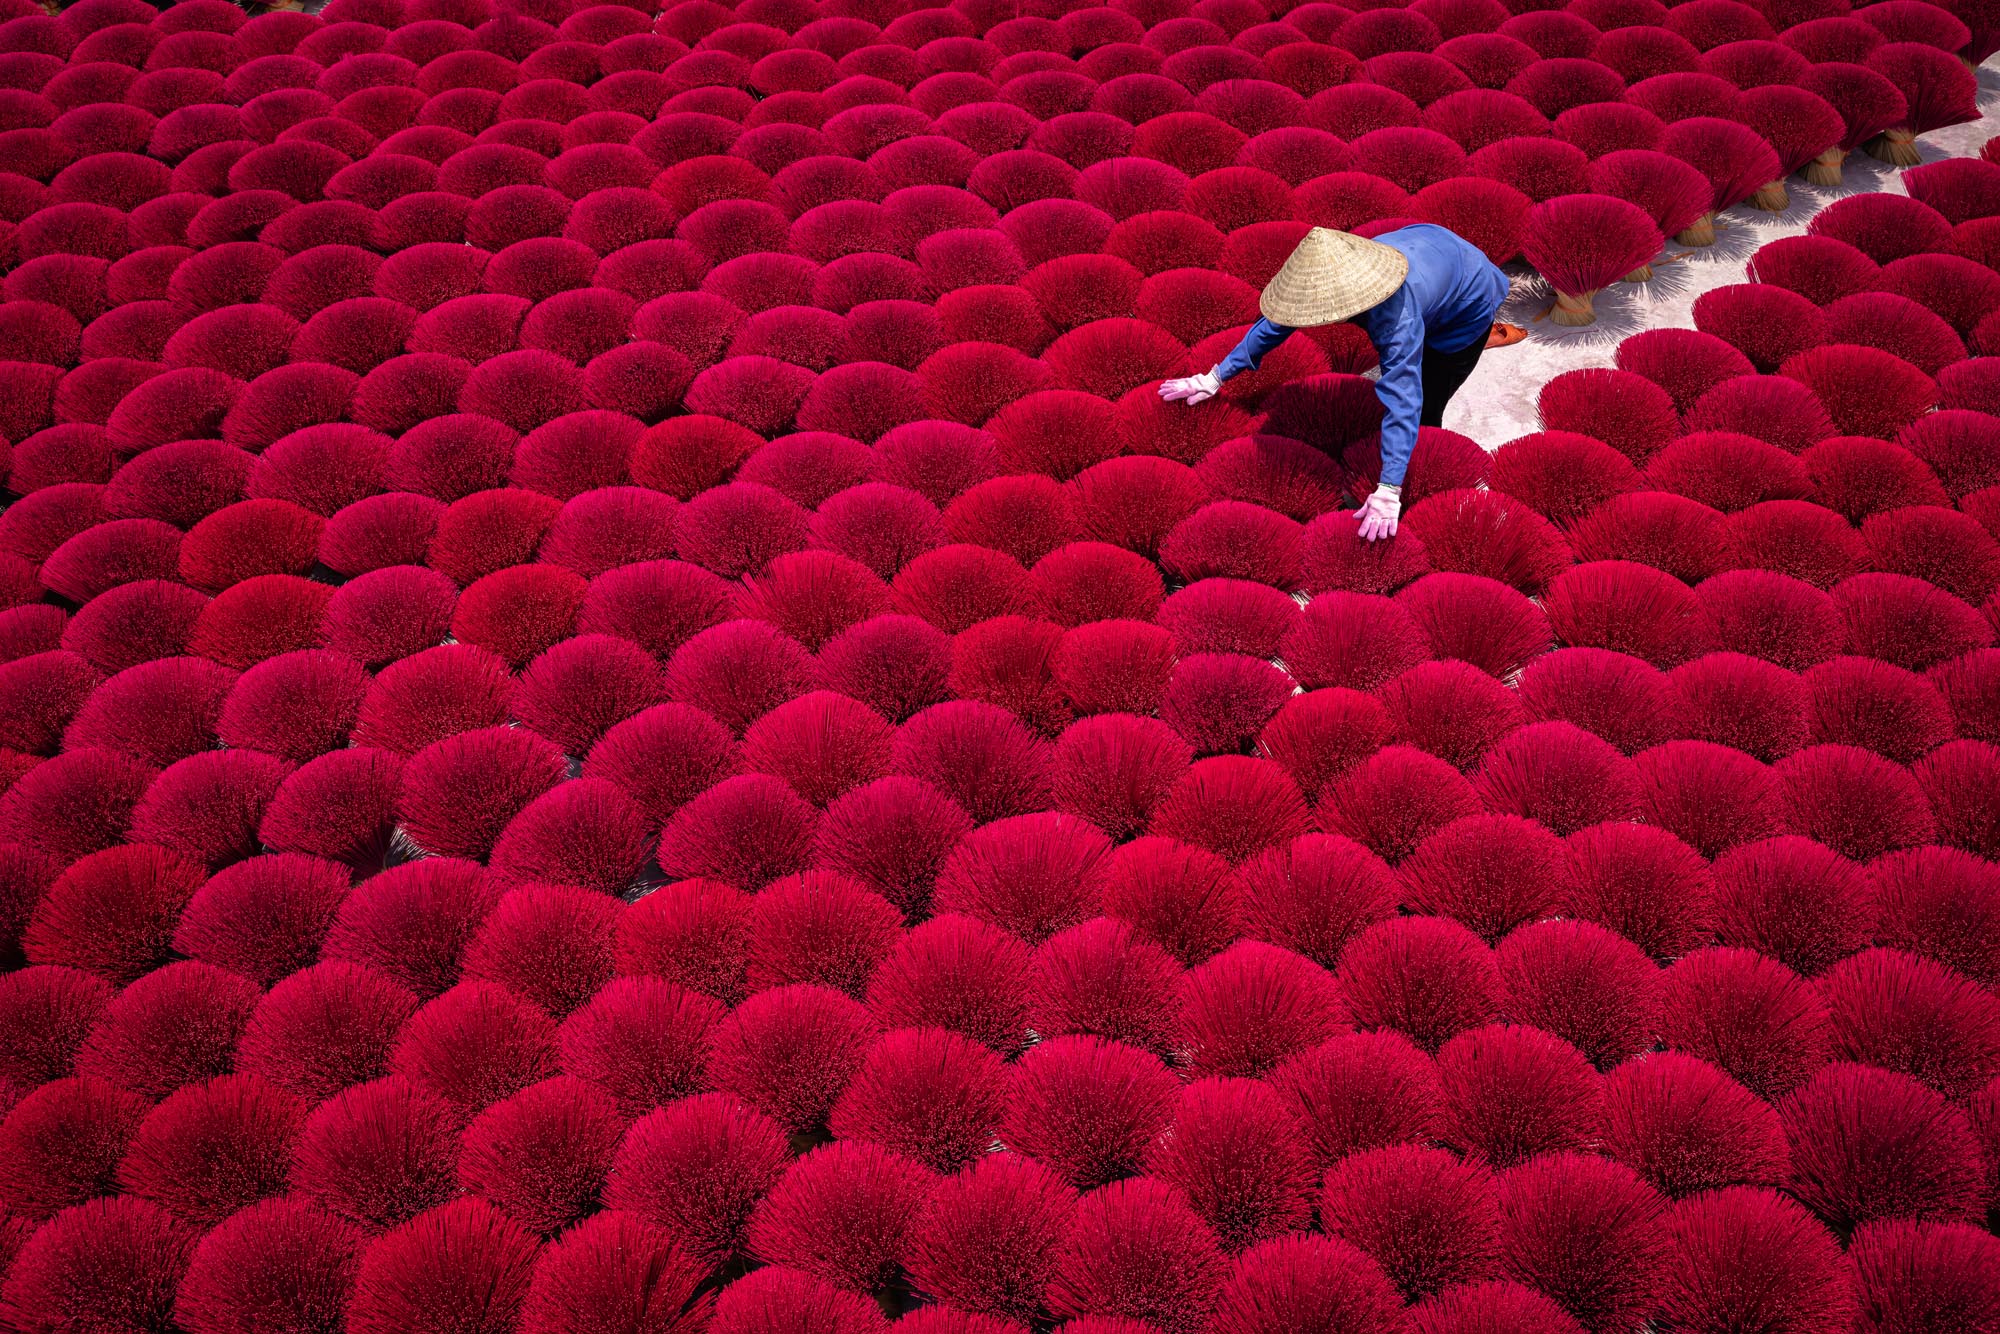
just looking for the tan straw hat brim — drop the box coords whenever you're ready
[1260,227,1411,327]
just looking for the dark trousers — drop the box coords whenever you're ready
[1419,325,1491,429]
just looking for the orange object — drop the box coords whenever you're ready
[1488,322,1528,348]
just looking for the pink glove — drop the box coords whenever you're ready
[1357,483,1401,541]
[1158,367,1222,404]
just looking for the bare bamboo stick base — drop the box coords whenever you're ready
[1866,129,1921,166]
[1751,180,1790,211]
[1803,149,1845,187]
[1549,290,1598,326]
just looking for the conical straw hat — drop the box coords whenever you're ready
[1260,227,1411,327]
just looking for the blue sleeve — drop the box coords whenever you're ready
[1366,293,1424,487]
[1213,317,1294,381]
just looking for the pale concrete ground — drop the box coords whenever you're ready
[1446,61,2000,448]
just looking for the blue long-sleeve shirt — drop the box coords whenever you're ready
[1214,224,1509,487]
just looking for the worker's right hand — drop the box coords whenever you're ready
[1158,368,1221,404]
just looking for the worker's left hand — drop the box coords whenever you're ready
[1357,484,1401,541]
[1159,367,1221,404]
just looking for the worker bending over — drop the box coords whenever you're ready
[1160,224,1521,541]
